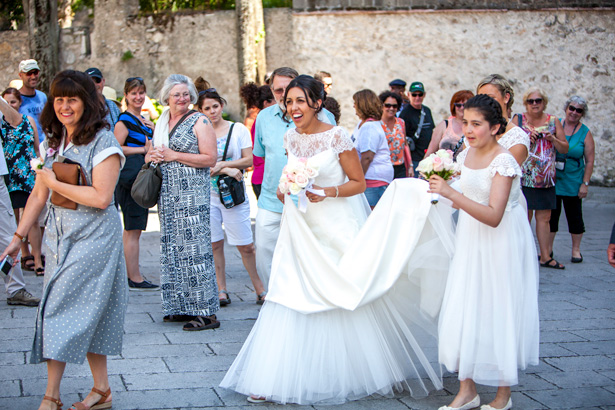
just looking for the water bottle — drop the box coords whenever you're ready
[219,178,234,209]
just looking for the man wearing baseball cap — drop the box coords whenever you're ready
[18,59,47,142]
[388,79,409,113]
[85,67,121,131]
[399,81,435,172]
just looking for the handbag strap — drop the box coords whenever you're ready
[221,122,236,162]
[169,109,197,139]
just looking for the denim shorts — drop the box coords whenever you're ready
[364,185,388,208]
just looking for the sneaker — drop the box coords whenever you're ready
[128,278,159,291]
[7,289,40,306]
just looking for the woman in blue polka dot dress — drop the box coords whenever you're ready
[2,70,129,410]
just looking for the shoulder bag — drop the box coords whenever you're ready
[216,123,246,207]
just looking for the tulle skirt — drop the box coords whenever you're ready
[438,204,540,386]
[220,285,444,405]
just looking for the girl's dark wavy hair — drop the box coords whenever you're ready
[282,75,326,120]
[465,94,508,136]
[40,70,109,149]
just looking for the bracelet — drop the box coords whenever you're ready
[334,186,339,198]
[14,232,26,242]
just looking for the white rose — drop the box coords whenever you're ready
[295,172,309,188]
[289,182,302,195]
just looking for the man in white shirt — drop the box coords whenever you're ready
[0,96,40,306]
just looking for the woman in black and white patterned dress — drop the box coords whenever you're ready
[147,74,219,331]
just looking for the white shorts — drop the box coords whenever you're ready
[210,196,253,246]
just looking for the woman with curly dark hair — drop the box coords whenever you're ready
[1,70,128,410]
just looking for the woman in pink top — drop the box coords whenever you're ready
[425,90,474,158]
[240,83,275,198]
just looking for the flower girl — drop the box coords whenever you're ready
[429,94,539,410]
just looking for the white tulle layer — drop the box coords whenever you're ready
[438,204,540,386]
[220,289,444,405]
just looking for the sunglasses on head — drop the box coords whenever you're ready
[411,92,424,98]
[198,88,217,97]
[567,105,584,114]
[384,103,398,109]
[454,103,465,108]
[126,77,143,83]
[526,98,543,105]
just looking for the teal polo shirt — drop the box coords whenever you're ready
[253,104,336,213]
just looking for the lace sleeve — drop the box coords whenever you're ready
[489,153,522,178]
[283,128,296,151]
[329,127,356,155]
[499,126,530,151]
[456,146,469,166]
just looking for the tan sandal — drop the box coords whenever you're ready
[43,395,63,410]
[69,387,111,410]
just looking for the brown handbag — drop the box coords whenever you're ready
[51,162,87,210]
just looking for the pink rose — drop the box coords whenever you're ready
[46,147,57,158]
[295,173,309,188]
[279,180,290,194]
[433,156,444,172]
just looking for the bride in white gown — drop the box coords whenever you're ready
[220,76,455,405]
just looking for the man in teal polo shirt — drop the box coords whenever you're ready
[253,67,336,289]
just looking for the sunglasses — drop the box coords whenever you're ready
[126,77,144,83]
[454,103,465,108]
[567,105,584,114]
[384,103,398,109]
[91,77,102,84]
[198,88,217,97]
[411,93,424,98]
[526,98,543,105]
[25,70,40,76]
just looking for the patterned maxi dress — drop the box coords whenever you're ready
[31,130,128,364]
[158,112,218,317]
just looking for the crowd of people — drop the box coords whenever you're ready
[0,57,600,410]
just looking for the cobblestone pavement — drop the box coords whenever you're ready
[1,187,614,410]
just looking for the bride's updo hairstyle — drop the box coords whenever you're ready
[465,94,508,136]
[283,74,326,119]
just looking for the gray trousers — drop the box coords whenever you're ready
[0,178,27,296]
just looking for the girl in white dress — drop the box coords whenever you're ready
[429,95,539,410]
[220,75,455,405]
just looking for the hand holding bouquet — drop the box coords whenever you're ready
[278,157,321,212]
[416,149,459,204]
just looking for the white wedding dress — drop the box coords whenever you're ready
[438,148,540,387]
[220,126,456,405]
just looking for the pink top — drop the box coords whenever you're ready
[250,121,265,185]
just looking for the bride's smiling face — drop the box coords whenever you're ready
[285,87,320,132]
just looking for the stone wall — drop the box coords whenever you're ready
[1,6,614,183]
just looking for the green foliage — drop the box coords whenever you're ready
[262,0,292,7]
[72,0,96,12]
[121,50,135,61]
[138,0,292,12]
[0,0,24,30]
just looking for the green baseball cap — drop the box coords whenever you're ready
[409,82,425,93]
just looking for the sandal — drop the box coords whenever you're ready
[219,290,231,306]
[70,387,111,410]
[43,395,63,410]
[183,315,220,331]
[256,291,267,305]
[21,255,35,271]
[571,254,583,263]
[36,267,45,277]
[540,258,565,270]
[163,314,194,322]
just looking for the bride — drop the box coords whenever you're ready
[220,75,454,405]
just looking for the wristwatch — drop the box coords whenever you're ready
[583,181,589,186]
[14,232,26,242]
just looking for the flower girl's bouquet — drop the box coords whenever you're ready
[416,149,460,204]
[279,157,321,212]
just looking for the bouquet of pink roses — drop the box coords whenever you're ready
[416,149,460,204]
[279,157,320,212]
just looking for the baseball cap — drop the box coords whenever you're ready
[19,59,40,73]
[409,82,425,93]
[389,79,406,88]
[85,67,103,79]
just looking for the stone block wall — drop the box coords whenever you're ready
[292,0,615,11]
[1,6,614,183]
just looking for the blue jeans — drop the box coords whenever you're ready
[364,185,388,208]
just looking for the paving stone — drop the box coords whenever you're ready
[111,388,223,409]
[536,370,614,389]
[540,318,615,332]
[123,371,225,391]
[559,341,615,356]
[569,329,615,341]
[1,379,21,397]
[0,393,81,410]
[208,342,245,356]
[540,330,588,343]
[21,375,125,396]
[538,343,578,358]
[122,332,170,346]
[544,356,615,372]
[121,343,211,359]
[0,351,25,365]
[526,387,615,408]
[164,355,235,372]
